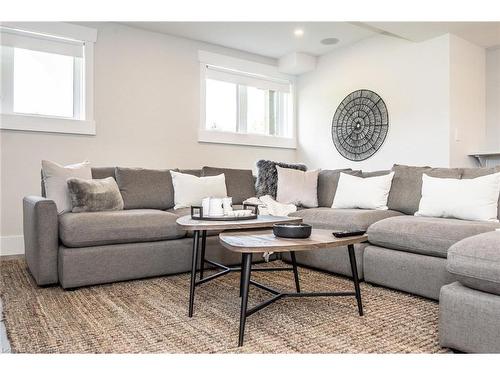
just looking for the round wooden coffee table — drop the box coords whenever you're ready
[176,215,302,318]
[219,229,368,346]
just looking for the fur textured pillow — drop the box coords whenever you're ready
[255,160,307,198]
[67,177,124,213]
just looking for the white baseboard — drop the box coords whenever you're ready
[0,235,24,256]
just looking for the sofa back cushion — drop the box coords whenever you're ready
[361,170,391,178]
[115,167,176,210]
[178,169,202,177]
[91,167,116,180]
[201,166,256,205]
[461,166,500,219]
[317,169,361,207]
[387,164,462,215]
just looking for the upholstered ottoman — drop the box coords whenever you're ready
[439,231,500,353]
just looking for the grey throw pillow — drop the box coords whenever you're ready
[202,166,256,204]
[255,160,307,198]
[67,177,124,213]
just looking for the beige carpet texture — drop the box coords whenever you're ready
[0,258,450,353]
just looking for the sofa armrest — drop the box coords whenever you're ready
[23,196,59,285]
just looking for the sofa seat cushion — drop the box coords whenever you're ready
[59,209,186,247]
[447,231,500,295]
[289,207,404,231]
[367,216,500,258]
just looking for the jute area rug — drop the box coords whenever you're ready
[0,258,450,353]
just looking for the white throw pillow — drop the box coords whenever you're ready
[41,160,92,214]
[415,172,500,222]
[170,171,227,209]
[276,166,319,208]
[332,172,395,210]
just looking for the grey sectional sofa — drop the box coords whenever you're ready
[363,166,500,300]
[439,231,500,353]
[288,165,500,300]
[23,163,500,352]
[25,167,249,289]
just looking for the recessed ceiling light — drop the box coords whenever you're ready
[321,37,340,45]
[294,28,304,37]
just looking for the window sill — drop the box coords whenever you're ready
[0,113,96,135]
[198,129,296,149]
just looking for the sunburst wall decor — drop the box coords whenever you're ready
[331,89,389,161]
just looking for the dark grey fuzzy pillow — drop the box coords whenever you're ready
[255,160,307,198]
[67,177,124,213]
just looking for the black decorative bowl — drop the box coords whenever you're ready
[273,223,312,239]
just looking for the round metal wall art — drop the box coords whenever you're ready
[331,89,389,161]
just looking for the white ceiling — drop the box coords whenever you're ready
[364,22,500,48]
[124,22,500,59]
[124,22,375,58]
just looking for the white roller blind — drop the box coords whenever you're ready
[0,27,84,57]
[206,65,291,93]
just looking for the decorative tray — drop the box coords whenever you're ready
[190,203,259,221]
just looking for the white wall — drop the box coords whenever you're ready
[449,35,486,167]
[486,47,500,150]
[0,23,297,241]
[1,24,496,252]
[296,34,451,171]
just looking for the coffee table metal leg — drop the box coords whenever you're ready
[238,252,253,346]
[347,244,363,316]
[290,251,301,293]
[199,230,207,279]
[239,254,244,297]
[188,230,200,318]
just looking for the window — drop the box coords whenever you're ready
[199,51,295,149]
[13,48,77,118]
[0,23,96,135]
[206,79,237,132]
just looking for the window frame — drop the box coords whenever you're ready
[199,51,296,149]
[0,22,97,135]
